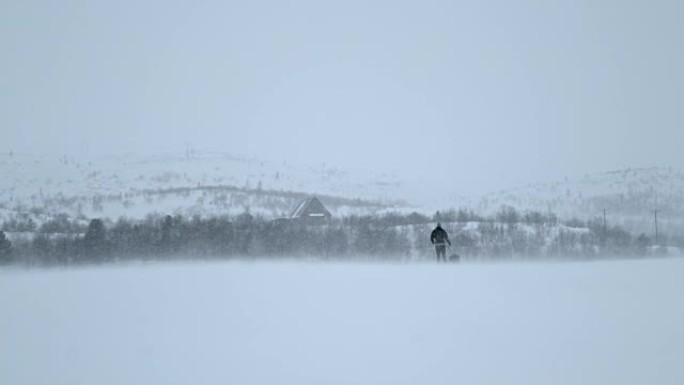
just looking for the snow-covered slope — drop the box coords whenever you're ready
[1,258,683,385]
[2,150,683,239]
[457,167,684,236]
[0,150,406,225]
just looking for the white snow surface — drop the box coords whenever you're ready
[2,258,684,385]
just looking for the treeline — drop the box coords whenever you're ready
[0,206,671,266]
[2,213,412,266]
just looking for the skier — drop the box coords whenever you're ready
[430,223,451,262]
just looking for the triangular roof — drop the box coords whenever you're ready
[290,197,331,219]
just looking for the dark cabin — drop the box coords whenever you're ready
[290,197,332,222]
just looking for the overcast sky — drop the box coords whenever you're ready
[3,0,683,194]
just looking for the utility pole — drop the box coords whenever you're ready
[654,190,659,247]
[602,208,607,248]
[655,209,659,246]
[603,208,606,230]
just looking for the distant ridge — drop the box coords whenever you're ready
[0,150,407,226]
[460,166,684,236]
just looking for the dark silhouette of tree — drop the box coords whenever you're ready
[83,219,109,261]
[159,215,180,254]
[0,231,12,263]
[39,214,85,234]
[496,206,520,224]
[433,211,443,222]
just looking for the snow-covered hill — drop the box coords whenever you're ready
[456,167,684,237]
[2,258,683,385]
[2,150,683,242]
[0,150,406,226]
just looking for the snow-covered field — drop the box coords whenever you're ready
[2,258,683,385]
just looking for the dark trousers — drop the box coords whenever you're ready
[435,245,446,262]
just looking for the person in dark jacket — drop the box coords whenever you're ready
[430,223,451,262]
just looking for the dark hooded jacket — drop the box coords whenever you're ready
[430,225,451,246]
